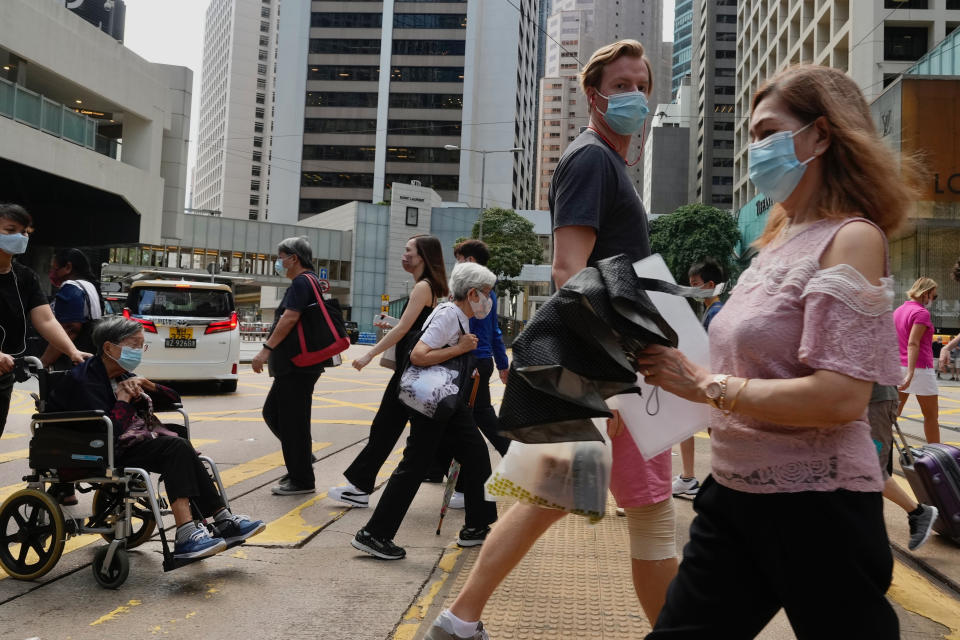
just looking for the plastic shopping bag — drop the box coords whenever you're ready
[485,419,612,523]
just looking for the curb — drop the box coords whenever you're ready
[392,544,465,640]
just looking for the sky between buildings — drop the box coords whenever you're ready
[122,0,677,191]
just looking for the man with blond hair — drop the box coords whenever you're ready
[426,40,677,640]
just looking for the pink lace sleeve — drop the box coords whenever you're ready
[798,264,901,385]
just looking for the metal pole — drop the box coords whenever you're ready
[479,151,486,241]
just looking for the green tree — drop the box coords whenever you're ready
[469,207,544,318]
[648,204,740,285]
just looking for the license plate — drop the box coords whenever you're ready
[169,327,193,340]
[164,338,196,348]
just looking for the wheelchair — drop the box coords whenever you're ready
[0,357,233,588]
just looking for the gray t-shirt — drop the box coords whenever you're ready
[548,129,651,267]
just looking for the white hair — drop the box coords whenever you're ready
[449,262,497,300]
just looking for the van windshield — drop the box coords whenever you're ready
[128,287,233,318]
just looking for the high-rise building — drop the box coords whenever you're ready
[733,0,960,211]
[534,0,669,210]
[643,74,694,216]
[688,0,737,210]
[264,0,539,223]
[193,0,278,222]
[671,0,694,98]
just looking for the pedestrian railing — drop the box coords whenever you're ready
[0,77,117,159]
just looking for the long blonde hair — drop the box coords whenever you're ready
[752,65,924,247]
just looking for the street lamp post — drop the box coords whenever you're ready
[444,144,523,241]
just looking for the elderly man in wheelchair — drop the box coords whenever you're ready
[0,316,263,587]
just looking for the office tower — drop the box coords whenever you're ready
[534,0,669,210]
[267,0,539,222]
[688,0,737,210]
[671,0,694,98]
[643,74,693,215]
[193,0,278,221]
[733,0,960,211]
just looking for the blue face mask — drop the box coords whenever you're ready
[0,233,29,256]
[747,121,816,202]
[111,345,143,373]
[596,90,649,135]
[274,257,286,276]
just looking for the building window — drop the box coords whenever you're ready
[884,0,927,8]
[257,78,266,89]
[259,35,269,47]
[249,195,260,205]
[253,151,262,162]
[389,66,464,82]
[716,14,737,23]
[254,122,264,133]
[253,137,263,148]
[310,39,381,55]
[260,20,269,32]
[716,32,736,41]
[405,206,419,226]
[311,13,383,29]
[387,93,463,109]
[256,107,265,119]
[715,50,736,58]
[386,173,459,191]
[306,92,379,108]
[393,13,466,29]
[302,145,378,161]
[249,210,259,220]
[256,93,266,104]
[307,65,379,81]
[712,176,733,186]
[252,165,261,176]
[392,39,466,56]
[251,180,261,191]
[388,120,462,136]
[304,118,378,134]
[948,0,960,8]
[301,172,376,188]
[884,26,929,61]
[713,121,734,131]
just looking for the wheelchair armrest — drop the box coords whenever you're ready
[32,410,107,421]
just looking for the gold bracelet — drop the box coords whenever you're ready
[726,378,749,414]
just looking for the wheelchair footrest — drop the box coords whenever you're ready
[163,555,205,572]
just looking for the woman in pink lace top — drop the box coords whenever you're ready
[640,66,923,639]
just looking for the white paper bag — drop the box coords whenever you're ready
[607,254,711,459]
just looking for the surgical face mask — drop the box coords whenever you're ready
[470,291,493,319]
[747,121,816,202]
[595,90,649,135]
[110,344,143,373]
[0,233,29,256]
[274,257,287,276]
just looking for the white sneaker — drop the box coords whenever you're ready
[671,475,700,496]
[328,483,369,508]
[448,491,465,510]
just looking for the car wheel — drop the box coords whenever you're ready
[220,379,238,393]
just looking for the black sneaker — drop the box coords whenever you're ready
[908,504,938,551]
[457,525,491,548]
[351,528,406,560]
[271,478,315,495]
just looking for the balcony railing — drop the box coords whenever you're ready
[0,77,119,160]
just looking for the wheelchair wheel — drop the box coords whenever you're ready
[92,546,129,589]
[0,489,66,581]
[92,486,156,549]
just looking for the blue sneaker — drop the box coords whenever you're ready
[215,513,266,545]
[174,523,227,560]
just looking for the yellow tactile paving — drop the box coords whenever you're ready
[430,500,652,639]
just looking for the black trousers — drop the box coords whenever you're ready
[364,403,498,541]
[0,372,13,440]
[648,476,898,640]
[262,371,321,488]
[119,436,223,517]
[344,371,408,494]
[429,358,511,481]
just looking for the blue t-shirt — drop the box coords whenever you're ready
[702,300,724,332]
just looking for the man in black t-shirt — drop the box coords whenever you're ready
[0,204,88,438]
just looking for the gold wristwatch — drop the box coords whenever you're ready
[705,374,730,410]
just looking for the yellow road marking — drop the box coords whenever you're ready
[317,375,386,387]
[191,417,372,426]
[0,432,26,440]
[394,545,463,639]
[312,396,379,413]
[89,599,142,626]
[0,448,27,464]
[889,561,960,639]
[254,491,334,545]
[218,442,331,487]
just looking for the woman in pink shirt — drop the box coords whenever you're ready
[893,277,941,443]
[638,65,923,639]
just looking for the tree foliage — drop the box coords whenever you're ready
[469,207,544,315]
[648,204,740,285]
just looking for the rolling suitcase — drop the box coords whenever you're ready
[894,421,960,543]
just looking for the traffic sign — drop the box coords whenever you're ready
[317,278,330,293]
[381,294,390,301]
[381,304,390,313]
[319,267,328,279]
